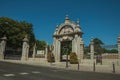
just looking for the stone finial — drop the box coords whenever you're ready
[65,15,69,20]
[23,35,29,42]
[76,19,80,26]
[56,25,59,28]
[56,25,59,31]
[91,38,94,41]
[45,42,48,48]
[118,35,120,43]
[65,15,70,23]
[54,25,59,35]
[1,35,7,41]
[91,38,94,45]
[75,19,82,32]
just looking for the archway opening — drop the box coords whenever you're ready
[60,41,72,61]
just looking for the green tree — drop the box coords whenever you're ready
[0,17,35,48]
[105,49,118,53]
[109,49,118,53]
[61,41,72,55]
[36,40,47,50]
[93,38,104,55]
[93,38,118,54]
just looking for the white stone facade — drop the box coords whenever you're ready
[53,16,84,62]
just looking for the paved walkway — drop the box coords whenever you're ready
[1,59,120,74]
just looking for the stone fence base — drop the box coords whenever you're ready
[102,59,119,65]
[81,59,120,65]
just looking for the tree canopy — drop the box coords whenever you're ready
[84,38,118,56]
[93,38,104,55]
[36,40,47,50]
[93,38,117,54]
[0,17,35,48]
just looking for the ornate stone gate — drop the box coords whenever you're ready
[53,16,84,62]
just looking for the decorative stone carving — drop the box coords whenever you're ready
[53,16,84,62]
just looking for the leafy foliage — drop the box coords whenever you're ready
[70,52,78,64]
[93,38,118,54]
[61,41,72,55]
[0,17,35,48]
[47,53,55,62]
[36,40,47,50]
[93,38,104,55]
[102,49,118,53]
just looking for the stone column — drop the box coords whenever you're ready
[80,41,84,60]
[72,35,77,53]
[90,38,94,60]
[53,38,57,62]
[118,36,120,61]
[45,45,48,60]
[53,39,60,62]
[21,35,29,61]
[32,43,36,59]
[74,34,78,54]
[0,36,7,60]
[56,40,61,62]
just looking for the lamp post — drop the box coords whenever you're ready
[63,45,69,68]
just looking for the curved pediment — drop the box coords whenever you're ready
[53,16,83,37]
[59,25,74,35]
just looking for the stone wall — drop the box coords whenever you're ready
[102,53,118,59]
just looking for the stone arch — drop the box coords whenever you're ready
[58,24,74,35]
[53,16,84,62]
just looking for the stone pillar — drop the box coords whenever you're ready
[74,34,78,54]
[80,41,84,60]
[90,38,94,60]
[72,35,84,62]
[45,45,48,60]
[118,36,120,61]
[72,34,78,53]
[53,38,57,62]
[32,43,36,59]
[0,36,7,60]
[56,40,61,62]
[21,35,29,61]
[53,38,61,62]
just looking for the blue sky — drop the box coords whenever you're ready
[0,0,120,46]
